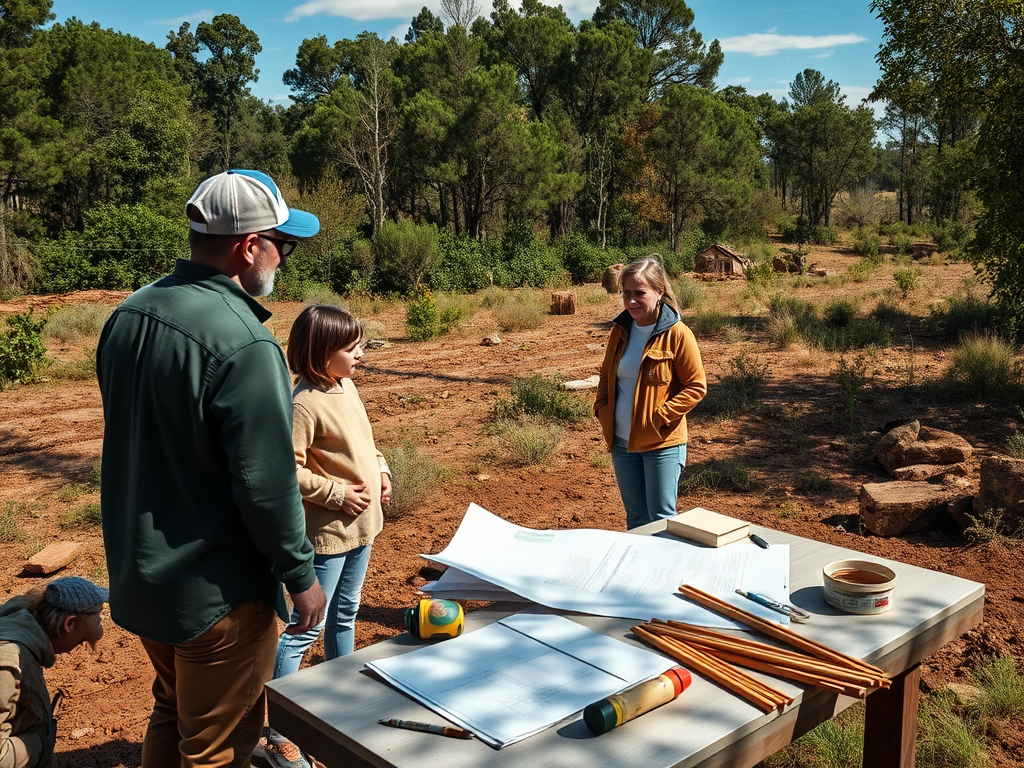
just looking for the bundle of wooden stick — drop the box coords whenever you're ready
[630,584,891,714]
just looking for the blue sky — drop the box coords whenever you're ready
[49,0,884,109]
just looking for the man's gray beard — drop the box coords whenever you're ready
[249,267,276,297]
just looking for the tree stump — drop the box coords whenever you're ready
[550,291,577,315]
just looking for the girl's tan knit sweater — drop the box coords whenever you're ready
[292,378,386,554]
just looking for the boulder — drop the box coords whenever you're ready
[892,462,968,481]
[860,481,957,536]
[974,455,1024,531]
[873,421,972,474]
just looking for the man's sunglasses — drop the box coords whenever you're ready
[259,234,298,257]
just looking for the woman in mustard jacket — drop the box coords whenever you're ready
[594,258,707,529]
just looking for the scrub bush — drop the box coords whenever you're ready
[0,309,49,387]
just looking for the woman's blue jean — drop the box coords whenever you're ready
[273,545,372,678]
[611,440,687,530]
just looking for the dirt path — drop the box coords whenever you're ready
[1,250,1021,766]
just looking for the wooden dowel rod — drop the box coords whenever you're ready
[678,585,884,677]
[654,632,790,705]
[643,624,889,689]
[708,648,870,699]
[632,626,784,713]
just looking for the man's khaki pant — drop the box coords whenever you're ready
[139,600,277,768]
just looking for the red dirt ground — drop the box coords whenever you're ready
[1,245,1021,766]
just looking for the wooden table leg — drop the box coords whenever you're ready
[863,662,921,768]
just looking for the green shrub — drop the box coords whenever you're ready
[928,294,996,340]
[704,353,768,419]
[557,231,607,284]
[0,308,50,387]
[916,691,988,768]
[480,286,511,310]
[492,293,545,332]
[971,655,1024,724]
[37,204,186,293]
[893,266,922,296]
[59,503,102,530]
[965,507,1023,543]
[405,288,442,341]
[680,459,761,492]
[832,354,872,429]
[766,311,800,348]
[0,501,34,543]
[49,347,97,381]
[945,332,1021,400]
[796,471,834,493]
[430,231,492,293]
[1006,430,1024,459]
[491,222,565,288]
[744,258,777,289]
[672,277,706,310]
[846,257,879,282]
[488,416,563,466]
[300,284,346,306]
[824,300,856,328]
[379,444,450,520]
[852,228,881,258]
[687,307,730,337]
[932,220,972,255]
[44,304,112,342]
[494,375,591,425]
[371,221,439,295]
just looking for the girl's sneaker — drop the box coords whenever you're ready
[252,738,312,768]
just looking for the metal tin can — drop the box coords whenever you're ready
[823,559,897,615]
[405,598,465,640]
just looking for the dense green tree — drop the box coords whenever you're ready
[39,20,192,231]
[283,35,349,103]
[775,70,876,226]
[291,33,398,233]
[167,14,261,171]
[593,0,721,97]
[489,0,574,119]
[871,0,1022,333]
[0,0,56,286]
[645,85,758,250]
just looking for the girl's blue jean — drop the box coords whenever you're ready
[611,440,687,530]
[273,545,372,679]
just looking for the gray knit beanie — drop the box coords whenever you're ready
[44,577,109,612]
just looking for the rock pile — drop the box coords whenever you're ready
[861,419,1022,536]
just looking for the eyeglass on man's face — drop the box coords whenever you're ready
[259,233,297,258]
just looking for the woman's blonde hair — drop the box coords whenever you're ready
[620,257,678,312]
[287,305,364,388]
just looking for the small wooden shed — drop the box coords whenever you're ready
[694,244,750,275]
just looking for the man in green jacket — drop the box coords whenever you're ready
[97,170,327,768]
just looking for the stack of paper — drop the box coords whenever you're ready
[420,504,792,628]
[367,613,675,749]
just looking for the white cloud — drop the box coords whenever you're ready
[726,75,752,85]
[152,10,215,27]
[720,33,866,57]
[285,0,600,24]
[809,51,833,60]
[286,0,427,23]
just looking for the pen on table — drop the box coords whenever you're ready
[735,589,810,622]
[379,718,474,739]
[749,533,769,549]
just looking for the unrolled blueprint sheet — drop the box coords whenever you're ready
[422,504,791,628]
[366,613,674,749]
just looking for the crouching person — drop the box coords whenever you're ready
[0,577,107,768]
